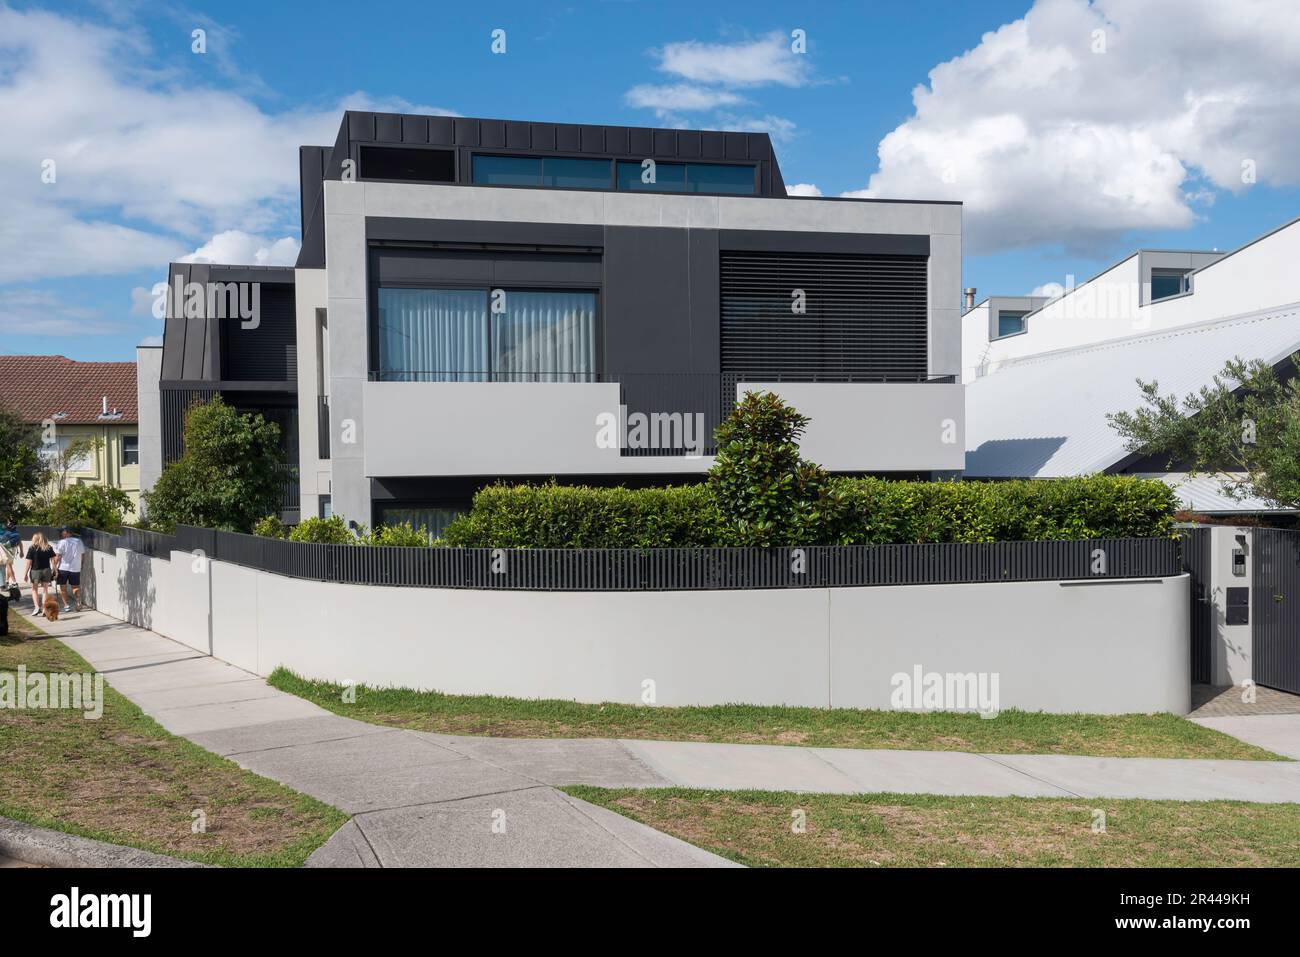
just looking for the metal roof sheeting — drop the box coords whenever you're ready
[964,302,1300,478]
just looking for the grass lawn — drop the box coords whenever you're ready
[565,786,1300,867]
[268,669,1281,761]
[1,615,348,867]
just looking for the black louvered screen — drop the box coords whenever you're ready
[223,284,297,381]
[720,250,928,380]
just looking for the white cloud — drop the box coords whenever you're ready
[713,113,798,145]
[0,289,124,337]
[1029,282,1066,299]
[0,7,455,284]
[786,183,823,197]
[180,231,301,267]
[854,0,1300,254]
[624,84,747,116]
[656,32,812,88]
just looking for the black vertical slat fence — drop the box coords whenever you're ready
[1178,527,1213,684]
[1252,529,1300,695]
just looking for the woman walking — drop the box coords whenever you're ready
[24,532,56,617]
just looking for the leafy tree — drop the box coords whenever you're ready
[288,515,355,544]
[46,485,135,532]
[0,405,44,518]
[143,396,286,533]
[1107,356,1300,509]
[252,515,287,539]
[30,435,104,514]
[365,522,431,547]
[707,390,827,546]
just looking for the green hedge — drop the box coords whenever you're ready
[439,475,1177,548]
[440,482,728,548]
[815,475,1178,545]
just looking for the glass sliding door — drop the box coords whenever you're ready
[376,288,489,381]
[491,290,597,382]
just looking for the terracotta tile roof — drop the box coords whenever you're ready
[0,356,137,425]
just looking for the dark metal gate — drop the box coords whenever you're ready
[1179,527,1213,684]
[1253,529,1300,694]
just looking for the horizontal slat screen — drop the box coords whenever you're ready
[721,250,928,380]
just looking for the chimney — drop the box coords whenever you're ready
[963,287,977,310]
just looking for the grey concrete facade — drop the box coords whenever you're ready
[135,343,162,498]
[317,180,964,524]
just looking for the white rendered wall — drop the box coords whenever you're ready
[1209,526,1254,687]
[79,543,1191,715]
[967,219,1300,379]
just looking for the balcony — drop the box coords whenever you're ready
[361,372,964,477]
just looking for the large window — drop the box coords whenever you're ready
[375,287,597,381]
[616,161,755,194]
[472,154,757,195]
[472,155,610,189]
[360,146,454,183]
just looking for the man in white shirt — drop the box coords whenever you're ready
[53,527,86,613]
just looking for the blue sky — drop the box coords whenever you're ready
[3,0,1298,360]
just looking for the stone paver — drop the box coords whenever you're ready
[1191,683,1300,716]
[20,608,1300,867]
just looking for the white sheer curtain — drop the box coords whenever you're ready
[377,288,596,382]
[377,289,488,381]
[492,291,597,381]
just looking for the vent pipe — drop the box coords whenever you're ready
[963,287,977,310]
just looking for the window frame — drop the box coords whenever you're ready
[993,309,1029,340]
[356,143,459,186]
[370,281,603,382]
[121,434,140,467]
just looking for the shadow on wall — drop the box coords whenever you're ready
[117,551,158,631]
[963,437,1068,477]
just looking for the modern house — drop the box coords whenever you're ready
[141,111,965,532]
[0,355,142,509]
[963,214,1300,519]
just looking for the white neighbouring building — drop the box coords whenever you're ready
[962,214,1300,519]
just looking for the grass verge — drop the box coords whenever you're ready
[564,786,1300,867]
[268,668,1281,761]
[1,615,348,867]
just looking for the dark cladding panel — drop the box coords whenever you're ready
[505,121,530,149]
[375,113,402,143]
[677,131,701,158]
[602,226,694,373]
[160,263,190,380]
[429,115,455,144]
[181,264,210,380]
[480,119,506,148]
[724,132,748,159]
[653,130,676,157]
[401,115,429,143]
[580,125,604,153]
[454,118,480,146]
[556,124,581,152]
[746,134,771,161]
[530,123,556,151]
[701,131,725,159]
[605,126,629,155]
[348,112,375,141]
[628,128,652,158]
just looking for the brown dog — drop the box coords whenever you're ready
[43,596,59,621]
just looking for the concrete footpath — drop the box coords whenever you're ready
[28,610,1300,867]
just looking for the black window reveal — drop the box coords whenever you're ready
[360,146,455,183]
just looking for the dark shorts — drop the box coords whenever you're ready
[56,570,81,587]
[30,569,53,585]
